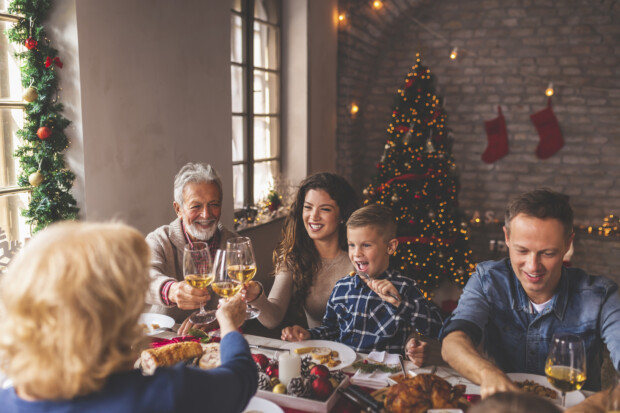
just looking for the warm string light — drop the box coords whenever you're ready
[545,82,554,97]
[349,102,359,117]
[372,0,383,10]
[449,46,458,60]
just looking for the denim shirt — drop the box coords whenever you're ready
[440,258,620,391]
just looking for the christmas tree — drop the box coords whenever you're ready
[363,54,474,296]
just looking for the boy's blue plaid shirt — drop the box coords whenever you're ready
[307,268,443,354]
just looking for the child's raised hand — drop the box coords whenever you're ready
[368,279,401,306]
[281,325,310,342]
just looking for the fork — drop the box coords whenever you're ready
[356,270,401,303]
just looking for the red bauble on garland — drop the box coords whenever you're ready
[37,126,52,140]
[25,37,37,50]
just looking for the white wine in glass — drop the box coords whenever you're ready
[183,242,214,324]
[226,237,260,319]
[545,334,587,407]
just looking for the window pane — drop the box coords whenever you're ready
[232,115,246,162]
[0,108,24,189]
[231,14,244,64]
[255,0,279,24]
[0,21,23,100]
[253,70,279,114]
[253,22,279,70]
[0,192,30,269]
[231,0,242,13]
[253,115,278,160]
[231,65,245,113]
[253,160,278,205]
[233,164,245,210]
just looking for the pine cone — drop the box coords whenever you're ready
[258,372,272,390]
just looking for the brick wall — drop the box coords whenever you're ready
[337,0,620,277]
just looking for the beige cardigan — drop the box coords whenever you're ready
[145,217,238,323]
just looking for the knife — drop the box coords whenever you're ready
[249,344,283,352]
[345,384,385,412]
[338,387,382,413]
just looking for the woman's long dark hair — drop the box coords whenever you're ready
[273,173,359,308]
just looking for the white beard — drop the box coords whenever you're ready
[186,219,217,241]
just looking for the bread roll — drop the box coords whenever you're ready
[140,341,203,375]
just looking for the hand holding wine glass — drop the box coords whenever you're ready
[226,237,260,319]
[545,334,587,408]
[183,242,215,324]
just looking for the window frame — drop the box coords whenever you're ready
[231,0,282,208]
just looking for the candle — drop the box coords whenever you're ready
[278,351,301,386]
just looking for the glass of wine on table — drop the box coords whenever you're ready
[545,333,587,408]
[182,242,215,324]
[226,237,260,319]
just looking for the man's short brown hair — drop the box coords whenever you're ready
[505,188,573,238]
[347,205,397,241]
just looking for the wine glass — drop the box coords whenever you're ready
[226,237,260,319]
[211,249,243,301]
[545,333,587,407]
[183,242,214,324]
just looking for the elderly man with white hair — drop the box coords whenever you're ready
[146,162,238,324]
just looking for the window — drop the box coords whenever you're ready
[231,0,281,209]
[0,6,31,266]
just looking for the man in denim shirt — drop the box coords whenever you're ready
[441,189,620,397]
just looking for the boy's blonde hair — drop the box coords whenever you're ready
[346,205,397,241]
[0,221,151,400]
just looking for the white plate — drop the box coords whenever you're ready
[281,340,357,371]
[507,372,585,408]
[243,396,284,413]
[139,313,175,336]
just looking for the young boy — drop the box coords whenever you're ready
[281,205,443,360]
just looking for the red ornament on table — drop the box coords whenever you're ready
[265,364,279,378]
[37,126,52,140]
[311,377,333,401]
[25,37,37,50]
[309,364,330,379]
[252,353,270,370]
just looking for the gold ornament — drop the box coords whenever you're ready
[23,87,38,102]
[391,193,399,202]
[363,188,369,196]
[29,170,44,187]
[273,383,287,394]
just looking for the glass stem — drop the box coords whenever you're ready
[561,392,566,407]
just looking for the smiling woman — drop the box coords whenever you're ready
[241,172,359,329]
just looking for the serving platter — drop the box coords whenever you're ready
[139,313,175,336]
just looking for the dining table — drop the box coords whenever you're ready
[151,328,592,413]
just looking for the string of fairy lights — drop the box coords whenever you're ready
[338,0,619,117]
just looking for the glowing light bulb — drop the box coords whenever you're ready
[338,12,346,22]
[450,47,458,60]
[372,0,383,10]
[349,102,359,116]
[545,82,554,96]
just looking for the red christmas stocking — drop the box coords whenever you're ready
[530,98,563,159]
[481,106,508,163]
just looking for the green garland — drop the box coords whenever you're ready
[6,0,78,233]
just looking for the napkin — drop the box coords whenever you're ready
[350,351,401,389]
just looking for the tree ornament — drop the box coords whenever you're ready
[23,87,38,102]
[37,126,52,140]
[362,188,369,196]
[29,170,44,187]
[24,37,37,50]
[391,193,399,203]
[45,56,63,69]
[428,210,436,219]
[311,377,333,400]
[404,162,411,169]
